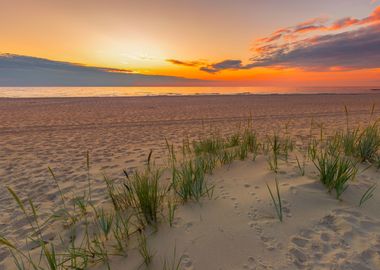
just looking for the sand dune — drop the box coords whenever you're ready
[1,94,380,269]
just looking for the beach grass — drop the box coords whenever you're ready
[2,107,380,269]
[162,246,183,270]
[313,150,357,199]
[266,177,283,222]
[359,184,377,207]
[357,123,380,162]
[124,165,165,226]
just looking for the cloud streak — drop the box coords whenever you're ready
[166,59,206,67]
[0,54,204,86]
[199,6,380,73]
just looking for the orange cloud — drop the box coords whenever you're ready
[255,6,380,49]
[256,17,328,44]
[294,25,326,33]
[329,17,360,30]
[202,6,380,74]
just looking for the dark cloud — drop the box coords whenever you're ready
[200,60,247,73]
[166,59,205,67]
[0,54,204,86]
[0,54,133,73]
[201,6,380,73]
[247,23,380,70]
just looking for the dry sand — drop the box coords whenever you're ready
[1,94,380,269]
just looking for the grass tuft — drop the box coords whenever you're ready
[359,184,376,207]
[266,177,283,222]
[357,123,380,162]
[313,151,357,199]
[124,165,165,226]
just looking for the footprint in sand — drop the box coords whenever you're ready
[260,234,281,251]
[181,254,194,270]
[286,208,380,269]
[184,221,193,232]
[243,256,273,270]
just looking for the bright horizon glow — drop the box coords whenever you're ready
[1,0,380,87]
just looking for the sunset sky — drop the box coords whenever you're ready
[1,0,380,86]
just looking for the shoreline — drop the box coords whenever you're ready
[0,91,379,99]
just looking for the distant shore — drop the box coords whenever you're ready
[0,86,378,98]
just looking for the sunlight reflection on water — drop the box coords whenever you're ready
[0,86,374,98]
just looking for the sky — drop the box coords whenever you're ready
[1,0,380,86]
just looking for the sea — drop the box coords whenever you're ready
[0,86,378,98]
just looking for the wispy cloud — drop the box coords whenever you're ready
[200,6,380,73]
[255,6,380,44]
[166,59,206,67]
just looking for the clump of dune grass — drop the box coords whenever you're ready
[104,175,129,211]
[196,154,218,174]
[313,151,338,190]
[243,129,260,160]
[266,177,283,222]
[356,123,380,162]
[307,138,318,161]
[266,134,281,173]
[342,105,359,156]
[193,135,224,156]
[326,132,342,156]
[124,164,165,227]
[218,149,235,166]
[359,184,377,207]
[313,150,357,199]
[172,158,213,202]
[282,123,294,161]
[236,140,249,160]
[334,157,358,199]
[342,129,359,156]
[226,132,240,147]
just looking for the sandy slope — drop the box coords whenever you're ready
[96,155,380,270]
[1,94,380,269]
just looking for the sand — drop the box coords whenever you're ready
[1,94,380,269]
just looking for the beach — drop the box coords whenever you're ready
[1,94,380,269]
